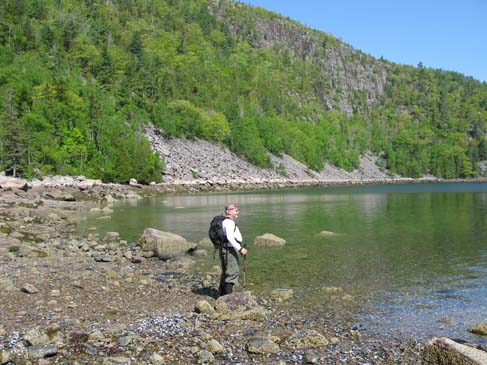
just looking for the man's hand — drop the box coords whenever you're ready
[240,248,248,256]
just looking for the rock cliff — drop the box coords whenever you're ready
[209,0,390,115]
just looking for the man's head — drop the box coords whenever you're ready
[225,203,239,218]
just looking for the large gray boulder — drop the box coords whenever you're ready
[253,233,286,247]
[423,337,487,365]
[137,228,196,260]
[214,292,267,321]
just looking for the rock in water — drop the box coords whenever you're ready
[253,233,286,247]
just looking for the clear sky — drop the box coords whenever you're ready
[240,0,487,83]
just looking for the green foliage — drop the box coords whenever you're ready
[0,0,486,182]
[381,65,486,178]
[230,117,271,168]
[153,99,230,142]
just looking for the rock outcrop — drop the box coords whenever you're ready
[423,337,487,365]
[209,0,389,115]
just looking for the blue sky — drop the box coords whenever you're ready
[240,0,487,83]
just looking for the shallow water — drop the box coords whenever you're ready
[79,182,487,343]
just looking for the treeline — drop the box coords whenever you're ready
[0,0,486,182]
[380,65,487,177]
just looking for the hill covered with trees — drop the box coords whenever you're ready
[1,0,486,182]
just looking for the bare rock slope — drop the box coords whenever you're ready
[145,127,393,183]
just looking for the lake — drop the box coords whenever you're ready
[79,182,487,343]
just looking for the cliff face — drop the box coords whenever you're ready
[210,0,390,115]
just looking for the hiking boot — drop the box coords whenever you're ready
[224,283,234,295]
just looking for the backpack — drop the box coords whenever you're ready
[208,215,228,249]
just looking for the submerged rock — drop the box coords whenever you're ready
[319,230,339,237]
[271,288,294,302]
[470,322,487,336]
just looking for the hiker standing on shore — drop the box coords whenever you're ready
[219,203,247,295]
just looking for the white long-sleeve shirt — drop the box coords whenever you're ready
[222,218,243,251]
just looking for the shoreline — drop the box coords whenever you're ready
[2,174,486,196]
[1,175,486,363]
[151,176,487,193]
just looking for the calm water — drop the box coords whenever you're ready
[79,182,487,342]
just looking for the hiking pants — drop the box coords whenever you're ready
[219,247,240,289]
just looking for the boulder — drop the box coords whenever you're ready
[137,228,195,260]
[198,237,214,249]
[191,248,208,257]
[247,336,280,354]
[27,345,58,359]
[271,288,294,302]
[253,233,286,247]
[206,339,224,354]
[165,257,196,270]
[195,300,215,315]
[423,337,487,365]
[470,322,487,336]
[285,330,329,348]
[214,292,267,321]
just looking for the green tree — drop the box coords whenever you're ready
[0,89,28,176]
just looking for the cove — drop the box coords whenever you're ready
[79,181,487,343]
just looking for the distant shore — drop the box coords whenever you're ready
[1,174,486,197]
[152,176,487,193]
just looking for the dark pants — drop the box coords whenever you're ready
[219,247,240,295]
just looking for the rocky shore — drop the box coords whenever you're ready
[0,176,430,365]
[2,172,487,364]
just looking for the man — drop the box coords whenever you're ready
[219,203,247,295]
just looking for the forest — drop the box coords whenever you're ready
[1,0,486,182]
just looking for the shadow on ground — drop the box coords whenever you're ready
[193,286,219,299]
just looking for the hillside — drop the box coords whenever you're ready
[145,127,392,183]
[0,0,486,183]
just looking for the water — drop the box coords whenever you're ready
[79,182,487,342]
